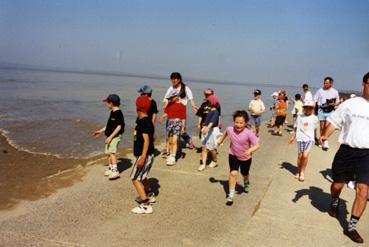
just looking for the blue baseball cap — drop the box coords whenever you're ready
[138,85,153,94]
[102,94,120,105]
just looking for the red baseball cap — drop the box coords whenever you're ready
[136,95,151,113]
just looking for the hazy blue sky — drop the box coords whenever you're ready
[1,0,368,90]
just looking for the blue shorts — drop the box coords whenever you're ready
[297,141,314,154]
[318,108,334,121]
[250,115,262,127]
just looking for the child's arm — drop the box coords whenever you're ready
[244,143,260,156]
[93,127,106,138]
[288,131,296,144]
[136,133,149,168]
[159,113,168,124]
[181,119,186,134]
[202,122,214,135]
[217,131,228,145]
[105,125,121,144]
[152,113,157,125]
[197,117,202,129]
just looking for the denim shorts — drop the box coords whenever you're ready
[318,108,334,121]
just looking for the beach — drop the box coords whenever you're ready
[0,118,367,246]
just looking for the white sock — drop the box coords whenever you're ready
[229,190,235,197]
[111,164,118,171]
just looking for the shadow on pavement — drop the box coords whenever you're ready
[320,168,333,183]
[149,177,160,196]
[280,162,297,176]
[117,158,133,173]
[209,177,244,196]
[292,186,348,230]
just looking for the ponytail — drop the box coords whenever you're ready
[170,72,187,99]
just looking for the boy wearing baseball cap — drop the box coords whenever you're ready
[94,94,125,180]
[288,100,319,182]
[131,95,156,214]
[248,89,265,136]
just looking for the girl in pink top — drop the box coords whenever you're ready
[218,110,260,205]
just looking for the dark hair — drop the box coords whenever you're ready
[363,72,369,84]
[233,110,249,122]
[302,84,309,89]
[324,77,334,83]
[295,94,302,100]
[170,72,187,99]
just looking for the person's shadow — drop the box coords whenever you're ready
[117,158,133,173]
[209,177,244,196]
[149,177,161,196]
[292,186,348,230]
[320,168,333,183]
[280,162,297,176]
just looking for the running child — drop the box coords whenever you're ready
[159,90,186,166]
[218,110,260,205]
[248,89,265,136]
[273,91,288,136]
[93,94,125,180]
[288,100,319,182]
[131,95,156,214]
[198,95,221,171]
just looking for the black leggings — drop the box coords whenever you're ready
[229,154,252,176]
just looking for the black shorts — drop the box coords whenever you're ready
[275,116,286,126]
[229,154,252,176]
[332,145,369,185]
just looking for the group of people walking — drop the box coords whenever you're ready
[93,71,369,244]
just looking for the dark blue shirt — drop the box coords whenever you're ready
[204,109,219,127]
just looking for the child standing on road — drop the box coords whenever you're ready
[273,92,288,136]
[288,100,319,182]
[159,90,186,166]
[131,95,156,214]
[94,94,125,180]
[198,95,221,171]
[248,89,265,136]
[218,110,260,205]
[291,94,303,127]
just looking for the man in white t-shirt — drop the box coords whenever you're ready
[320,72,369,244]
[314,77,340,150]
[302,83,313,102]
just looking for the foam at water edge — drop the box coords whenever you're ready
[0,128,103,160]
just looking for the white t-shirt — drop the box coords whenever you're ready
[304,90,313,102]
[164,85,194,106]
[248,99,265,115]
[294,114,319,142]
[314,88,340,106]
[328,97,369,149]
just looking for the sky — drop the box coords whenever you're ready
[0,0,368,90]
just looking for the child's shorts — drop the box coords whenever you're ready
[250,115,262,127]
[104,135,121,154]
[297,141,314,153]
[275,116,286,126]
[229,154,252,176]
[130,154,154,181]
[166,119,183,137]
[201,127,220,151]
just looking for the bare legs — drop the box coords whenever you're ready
[296,151,309,181]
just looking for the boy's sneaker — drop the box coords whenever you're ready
[166,155,176,166]
[208,161,218,168]
[131,203,153,214]
[322,140,329,151]
[104,169,112,176]
[198,164,206,171]
[108,169,120,180]
[244,182,251,193]
[135,193,156,204]
[226,195,234,206]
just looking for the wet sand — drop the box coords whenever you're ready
[0,132,89,210]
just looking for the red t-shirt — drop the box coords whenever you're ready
[165,102,186,119]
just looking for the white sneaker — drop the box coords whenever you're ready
[323,140,329,150]
[198,164,206,171]
[166,155,176,166]
[208,161,218,168]
[135,193,156,204]
[108,169,120,180]
[104,169,112,176]
[131,204,153,214]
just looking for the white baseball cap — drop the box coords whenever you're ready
[271,92,278,97]
[303,100,315,107]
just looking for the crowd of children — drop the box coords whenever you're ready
[91,70,369,245]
